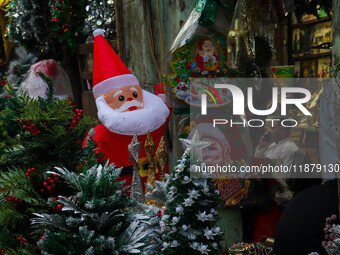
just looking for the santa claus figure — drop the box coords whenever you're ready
[86,29,171,189]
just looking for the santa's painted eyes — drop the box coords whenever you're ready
[118,95,125,101]
[133,92,138,98]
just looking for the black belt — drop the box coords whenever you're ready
[120,163,150,177]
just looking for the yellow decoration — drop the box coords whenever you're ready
[137,157,159,178]
[156,136,167,181]
[0,0,12,62]
[144,132,157,205]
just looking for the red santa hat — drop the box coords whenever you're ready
[92,29,139,99]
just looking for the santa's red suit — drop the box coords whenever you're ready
[84,29,171,191]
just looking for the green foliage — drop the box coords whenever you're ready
[33,163,148,255]
[0,75,96,252]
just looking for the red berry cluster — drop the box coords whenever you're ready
[16,236,27,245]
[40,174,58,193]
[1,186,23,208]
[322,214,338,249]
[25,167,35,178]
[51,197,64,211]
[67,109,83,131]
[76,160,88,170]
[19,120,42,135]
[6,195,23,209]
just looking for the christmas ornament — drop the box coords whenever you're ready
[183,197,194,207]
[171,240,180,247]
[190,242,199,249]
[198,243,210,254]
[175,205,183,214]
[144,131,157,205]
[197,211,208,222]
[188,189,201,199]
[227,18,242,69]
[0,0,12,62]
[204,227,214,240]
[180,129,211,164]
[128,132,144,204]
[214,227,221,233]
[162,242,169,249]
[156,136,167,181]
[172,216,179,224]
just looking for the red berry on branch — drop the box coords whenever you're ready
[43,182,48,186]
[57,204,63,211]
[13,204,18,208]
[40,189,44,193]
[16,237,22,241]
[47,177,51,182]
[53,174,58,178]
[23,126,27,130]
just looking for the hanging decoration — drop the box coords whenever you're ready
[128,132,145,204]
[83,0,116,42]
[156,136,167,181]
[144,131,157,204]
[0,0,12,62]
[168,35,237,105]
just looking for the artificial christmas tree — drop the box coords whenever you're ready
[6,46,37,94]
[160,153,224,254]
[0,73,94,252]
[7,0,53,51]
[33,162,148,255]
[146,130,224,254]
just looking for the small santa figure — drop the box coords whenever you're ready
[85,29,171,189]
[196,38,220,75]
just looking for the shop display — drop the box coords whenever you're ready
[0,0,338,253]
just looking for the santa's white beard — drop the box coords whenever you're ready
[96,90,170,135]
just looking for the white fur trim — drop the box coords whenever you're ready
[96,90,170,135]
[93,29,105,37]
[93,74,139,98]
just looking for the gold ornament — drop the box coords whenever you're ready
[144,131,156,204]
[0,0,12,62]
[156,136,167,181]
[227,19,242,69]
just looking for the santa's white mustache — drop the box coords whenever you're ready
[115,99,144,112]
